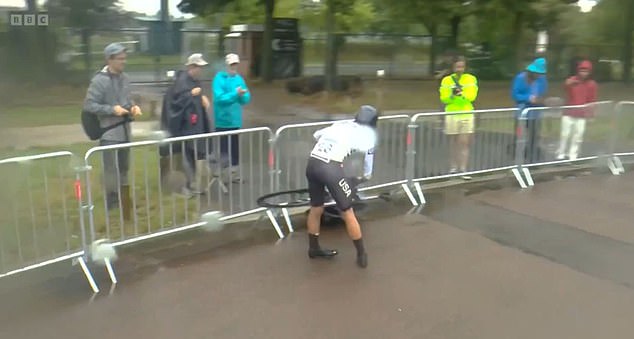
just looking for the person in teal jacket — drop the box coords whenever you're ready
[212,53,251,182]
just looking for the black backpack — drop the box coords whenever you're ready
[81,110,129,141]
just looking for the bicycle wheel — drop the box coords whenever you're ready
[257,189,324,208]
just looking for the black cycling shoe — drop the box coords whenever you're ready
[356,253,368,268]
[308,248,338,258]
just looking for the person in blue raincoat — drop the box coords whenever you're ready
[212,53,251,182]
[511,57,548,163]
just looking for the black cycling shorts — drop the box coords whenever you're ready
[305,157,354,211]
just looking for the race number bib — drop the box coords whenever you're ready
[311,138,336,162]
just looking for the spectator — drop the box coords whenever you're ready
[164,53,212,196]
[212,53,251,182]
[556,60,598,161]
[83,43,142,211]
[511,57,548,163]
[439,55,479,179]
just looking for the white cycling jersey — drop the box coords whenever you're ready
[310,121,377,176]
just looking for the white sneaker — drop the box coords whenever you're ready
[556,154,566,161]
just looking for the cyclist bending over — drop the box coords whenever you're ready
[304,105,379,268]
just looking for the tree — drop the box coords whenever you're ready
[46,0,121,77]
[623,0,634,83]
[381,0,453,76]
[559,0,634,82]
[178,0,276,83]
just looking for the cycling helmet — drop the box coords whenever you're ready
[354,105,379,128]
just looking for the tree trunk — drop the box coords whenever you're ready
[428,23,438,78]
[449,15,461,49]
[81,28,92,79]
[260,0,275,82]
[324,0,338,92]
[512,10,525,72]
[623,0,634,83]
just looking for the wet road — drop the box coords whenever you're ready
[2,171,634,338]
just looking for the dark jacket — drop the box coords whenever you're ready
[83,66,133,142]
[161,70,211,155]
[165,70,211,136]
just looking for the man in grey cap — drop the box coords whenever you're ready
[83,42,142,213]
[161,53,212,197]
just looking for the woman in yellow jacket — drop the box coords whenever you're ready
[439,56,478,179]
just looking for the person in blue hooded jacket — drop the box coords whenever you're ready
[511,57,548,163]
[212,53,251,182]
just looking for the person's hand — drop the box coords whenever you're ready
[191,87,202,96]
[237,87,248,96]
[201,95,210,109]
[113,105,129,116]
[529,95,537,104]
[566,78,579,86]
[130,105,142,117]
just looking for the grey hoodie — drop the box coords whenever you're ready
[83,66,134,142]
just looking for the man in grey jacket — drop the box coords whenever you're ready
[83,43,142,212]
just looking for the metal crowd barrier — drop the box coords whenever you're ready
[0,151,103,292]
[273,114,410,194]
[3,100,634,293]
[515,101,616,186]
[404,108,519,204]
[82,127,275,248]
[609,101,634,174]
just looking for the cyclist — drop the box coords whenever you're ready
[304,105,379,268]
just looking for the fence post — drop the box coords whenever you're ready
[268,132,277,194]
[405,122,418,187]
[512,108,531,188]
[73,163,100,294]
[401,120,422,206]
[81,158,98,245]
[607,101,625,175]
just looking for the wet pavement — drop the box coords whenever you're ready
[2,170,634,338]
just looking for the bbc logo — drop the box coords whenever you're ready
[9,12,49,26]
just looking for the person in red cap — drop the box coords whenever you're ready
[556,60,598,161]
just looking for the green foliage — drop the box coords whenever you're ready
[46,0,122,30]
[296,0,376,32]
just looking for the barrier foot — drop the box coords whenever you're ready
[614,156,625,174]
[76,256,99,294]
[608,156,625,175]
[512,168,527,189]
[104,258,118,285]
[207,176,229,194]
[401,183,419,206]
[266,209,285,239]
[282,208,294,233]
[406,205,424,215]
[522,167,535,187]
[414,182,426,205]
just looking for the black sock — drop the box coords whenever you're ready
[353,238,365,255]
[309,233,320,250]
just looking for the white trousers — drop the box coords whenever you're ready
[557,115,587,161]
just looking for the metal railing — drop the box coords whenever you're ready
[515,101,617,185]
[82,127,275,247]
[3,100,634,293]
